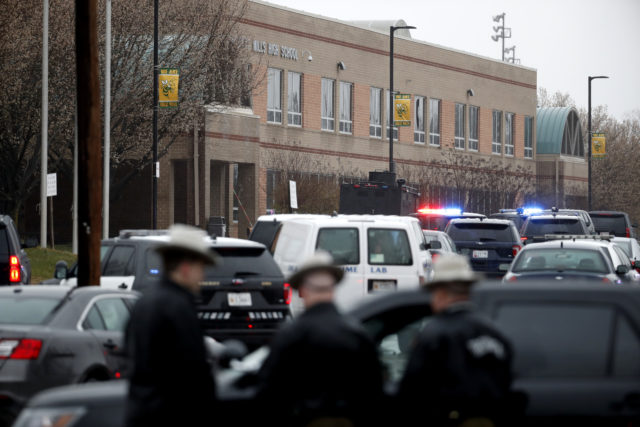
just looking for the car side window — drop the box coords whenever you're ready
[82,305,106,331]
[612,246,631,267]
[494,303,614,377]
[95,298,131,332]
[613,312,640,376]
[103,246,135,276]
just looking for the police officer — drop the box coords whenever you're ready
[257,251,383,427]
[125,224,218,427]
[397,254,514,427]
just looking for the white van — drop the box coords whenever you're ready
[272,215,432,315]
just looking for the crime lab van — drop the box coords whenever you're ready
[271,215,432,315]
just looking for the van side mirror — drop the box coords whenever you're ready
[616,265,630,275]
[54,261,69,280]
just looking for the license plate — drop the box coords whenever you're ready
[472,250,488,259]
[371,280,396,292]
[227,292,252,307]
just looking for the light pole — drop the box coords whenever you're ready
[389,24,415,173]
[41,0,49,248]
[152,0,159,229]
[103,0,111,238]
[491,13,511,61]
[587,75,609,211]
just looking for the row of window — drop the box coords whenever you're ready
[266,68,534,159]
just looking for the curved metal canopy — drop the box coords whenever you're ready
[536,107,584,157]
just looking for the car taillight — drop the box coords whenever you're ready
[626,227,630,238]
[9,255,20,283]
[602,277,611,283]
[0,339,42,360]
[283,283,292,305]
[512,245,522,257]
[520,237,527,242]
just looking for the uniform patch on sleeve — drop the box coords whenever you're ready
[466,335,506,359]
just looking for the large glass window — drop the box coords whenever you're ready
[339,82,353,134]
[495,303,613,377]
[369,87,382,138]
[316,228,359,265]
[287,72,302,126]
[414,96,425,143]
[524,116,533,158]
[455,103,465,150]
[469,106,479,151]
[505,112,515,156]
[267,68,282,124]
[429,98,440,146]
[492,110,502,154]
[368,229,412,265]
[321,78,334,131]
[385,90,398,141]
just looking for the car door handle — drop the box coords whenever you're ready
[103,340,117,350]
[118,283,128,289]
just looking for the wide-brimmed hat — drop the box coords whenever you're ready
[155,224,218,265]
[288,251,344,289]
[426,253,479,290]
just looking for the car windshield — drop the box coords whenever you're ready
[613,241,632,258]
[205,247,282,278]
[591,214,627,236]
[525,218,583,236]
[447,223,513,242]
[512,248,609,274]
[0,296,62,325]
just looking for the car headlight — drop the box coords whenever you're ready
[12,407,86,427]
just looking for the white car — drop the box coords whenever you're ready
[271,214,431,315]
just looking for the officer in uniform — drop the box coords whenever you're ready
[257,251,383,427]
[397,254,514,427]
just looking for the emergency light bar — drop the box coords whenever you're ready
[543,234,612,241]
[417,207,463,216]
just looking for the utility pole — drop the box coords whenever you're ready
[40,0,49,248]
[588,75,609,211]
[152,0,159,229]
[388,24,415,174]
[75,0,103,286]
[103,0,111,238]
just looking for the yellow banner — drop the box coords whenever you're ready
[159,68,180,108]
[394,94,411,127]
[592,133,606,158]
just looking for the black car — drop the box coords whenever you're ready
[445,218,521,277]
[0,286,136,425]
[0,216,31,285]
[535,208,596,234]
[589,211,637,238]
[15,281,640,426]
[54,231,291,348]
[520,214,590,244]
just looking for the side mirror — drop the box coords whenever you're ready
[420,242,431,250]
[429,241,442,250]
[616,265,630,275]
[217,339,248,369]
[54,261,69,280]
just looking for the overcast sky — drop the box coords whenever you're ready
[265,0,639,120]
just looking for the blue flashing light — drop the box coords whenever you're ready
[522,207,543,216]
[149,269,160,275]
[442,208,463,216]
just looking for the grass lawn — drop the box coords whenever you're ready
[25,245,77,284]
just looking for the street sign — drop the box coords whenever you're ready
[394,94,411,126]
[592,133,606,158]
[289,180,298,210]
[158,68,180,108]
[46,173,57,197]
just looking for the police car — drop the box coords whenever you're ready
[410,207,486,231]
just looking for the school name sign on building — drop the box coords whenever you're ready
[158,68,180,108]
[394,94,411,127]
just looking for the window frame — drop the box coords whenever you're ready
[468,105,479,152]
[505,112,515,157]
[429,98,441,147]
[339,81,353,135]
[287,71,302,127]
[454,103,466,150]
[524,115,534,159]
[321,78,335,132]
[266,68,282,124]
[315,227,360,265]
[492,110,503,155]
[414,96,425,144]
[369,87,382,138]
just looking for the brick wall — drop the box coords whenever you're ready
[440,100,455,149]
[478,107,493,155]
[303,73,321,130]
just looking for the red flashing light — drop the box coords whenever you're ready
[248,324,253,329]
[0,339,43,360]
[520,237,528,242]
[283,283,292,305]
[115,371,121,379]
[9,256,20,283]
[353,184,361,188]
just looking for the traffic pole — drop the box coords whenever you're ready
[75,0,103,286]
[40,0,49,248]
